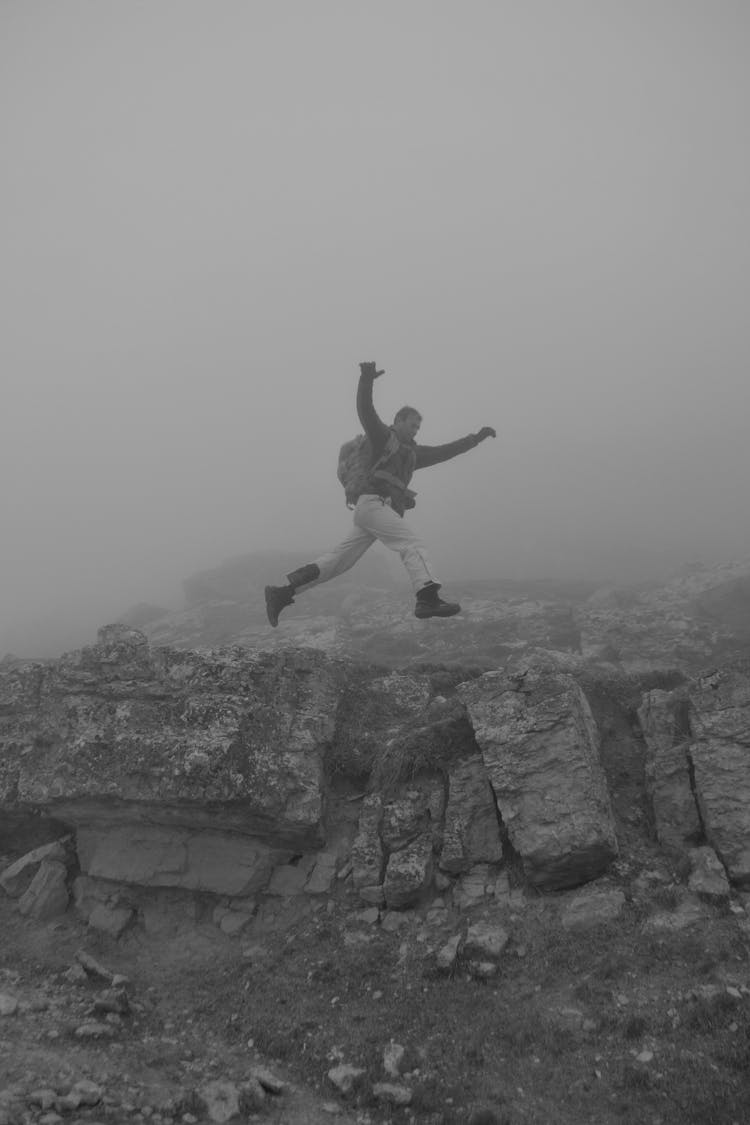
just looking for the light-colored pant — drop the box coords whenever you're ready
[296,494,439,595]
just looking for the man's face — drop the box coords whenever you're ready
[393,412,422,442]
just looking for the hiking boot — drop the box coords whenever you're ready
[414,583,461,619]
[265,584,295,627]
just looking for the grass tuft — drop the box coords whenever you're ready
[623,1014,650,1040]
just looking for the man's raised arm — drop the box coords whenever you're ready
[356,361,391,450]
[415,426,496,469]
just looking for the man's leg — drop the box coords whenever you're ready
[354,496,460,618]
[265,522,375,626]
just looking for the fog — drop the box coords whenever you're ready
[3,1,750,656]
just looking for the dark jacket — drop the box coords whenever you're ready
[356,373,484,515]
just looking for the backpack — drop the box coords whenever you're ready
[336,431,400,508]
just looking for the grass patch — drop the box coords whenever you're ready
[325,673,478,792]
[128,860,750,1124]
[683,990,742,1033]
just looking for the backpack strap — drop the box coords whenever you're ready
[367,431,417,498]
[346,430,408,508]
[366,429,400,477]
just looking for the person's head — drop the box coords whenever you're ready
[393,406,422,442]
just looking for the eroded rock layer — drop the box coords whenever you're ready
[4,626,749,919]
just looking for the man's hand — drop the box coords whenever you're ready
[476,426,496,442]
[359,361,384,379]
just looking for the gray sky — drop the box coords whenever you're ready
[3,1,750,655]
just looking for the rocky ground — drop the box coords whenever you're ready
[2,851,750,1125]
[3,696,750,1125]
[0,894,361,1125]
[123,554,750,676]
[4,555,750,1124]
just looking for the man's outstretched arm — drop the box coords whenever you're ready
[415,426,496,469]
[356,361,391,452]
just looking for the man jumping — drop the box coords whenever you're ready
[264,361,496,626]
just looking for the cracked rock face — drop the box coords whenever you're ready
[687,664,750,887]
[638,689,702,853]
[383,834,434,908]
[5,625,750,913]
[75,824,291,896]
[0,627,628,908]
[0,626,337,850]
[458,666,619,889]
[440,755,503,874]
[638,660,750,892]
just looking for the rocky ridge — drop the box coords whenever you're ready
[4,559,750,1122]
[119,555,750,675]
[2,621,750,937]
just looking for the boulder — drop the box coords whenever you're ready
[459,664,618,888]
[17,858,69,920]
[0,630,339,855]
[383,832,434,909]
[436,933,462,971]
[638,689,701,852]
[464,919,510,961]
[440,754,503,873]
[687,846,731,901]
[560,886,626,932]
[351,795,385,893]
[266,858,314,897]
[87,902,135,937]
[452,863,506,910]
[75,823,291,895]
[304,850,338,895]
[688,666,750,887]
[380,780,444,851]
[0,839,71,897]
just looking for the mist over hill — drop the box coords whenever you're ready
[6,548,750,669]
[103,552,750,674]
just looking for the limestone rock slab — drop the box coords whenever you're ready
[459,666,618,889]
[638,689,701,851]
[560,886,626,932]
[687,846,731,901]
[381,780,444,852]
[351,795,384,892]
[452,863,507,910]
[0,839,71,897]
[383,833,434,909]
[689,664,750,743]
[0,629,339,849]
[688,667,750,887]
[76,824,290,895]
[17,858,69,919]
[690,741,750,887]
[304,850,338,895]
[440,754,502,873]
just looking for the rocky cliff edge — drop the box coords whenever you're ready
[2,625,750,940]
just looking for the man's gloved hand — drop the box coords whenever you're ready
[359,362,385,379]
[476,426,497,442]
